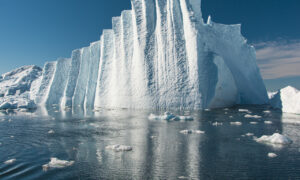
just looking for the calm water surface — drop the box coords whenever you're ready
[1,106,300,179]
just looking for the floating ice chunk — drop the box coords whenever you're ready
[42,158,74,171]
[245,133,254,137]
[250,122,258,125]
[148,112,176,121]
[178,176,189,179]
[148,112,193,121]
[244,114,262,119]
[239,109,250,113]
[10,136,14,138]
[106,145,133,152]
[255,133,292,145]
[264,121,273,124]
[48,130,55,134]
[4,159,16,164]
[177,116,194,120]
[212,122,223,126]
[230,122,242,126]
[180,130,205,134]
[264,110,271,114]
[204,109,210,112]
[268,153,278,158]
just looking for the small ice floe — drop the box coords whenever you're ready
[8,119,12,122]
[204,109,210,111]
[244,114,262,119]
[230,121,242,126]
[224,108,229,111]
[0,118,5,122]
[229,116,234,118]
[4,159,16,165]
[180,130,205,134]
[178,176,189,179]
[106,145,133,152]
[212,122,223,126]
[0,142,2,146]
[245,133,254,137]
[255,133,292,145]
[264,110,271,114]
[239,109,250,113]
[148,112,193,121]
[268,153,278,158]
[10,136,14,138]
[250,122,258,125]
[48,130,55,134]
[42,158,74,171]
[264,121,273,124]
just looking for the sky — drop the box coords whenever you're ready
[0,0,299,90]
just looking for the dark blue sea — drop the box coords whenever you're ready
[1,106,300,179]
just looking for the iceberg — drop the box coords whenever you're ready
[270,86,300,114]
[0,0,269,110]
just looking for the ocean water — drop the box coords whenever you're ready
[1,106,300,179]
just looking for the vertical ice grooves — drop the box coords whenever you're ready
[73,47,91,108]
[46,58,71,107]
[35,61,57,106]
[84,41,101,110]
[63,49,82,107]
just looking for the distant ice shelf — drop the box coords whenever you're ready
[0,0,269,111]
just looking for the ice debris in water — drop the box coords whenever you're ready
[230,122,242,126]
[264,121,273,124]
[255,133,292,145]
[106,145,133,152]
[48,130,55,134]
[250,122,258,125]
[264,110,271,114]
[212,122,223,126]
[42,158,74,171]
[148,112,193,121]
[245,133,254,137]
[239,109,251,113]
[4,159,16,164]
[244,114,262,119]
[180,130,205,134]
[268,153,278,158]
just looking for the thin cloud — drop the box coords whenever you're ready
[254,40,300,79]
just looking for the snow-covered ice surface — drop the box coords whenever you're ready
[0,0,269,111]
[42,158,74,171]
[270,86,300,114]
[0,65,42,110]
[255,133,293,145]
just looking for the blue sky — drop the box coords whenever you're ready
[0,0,299,90]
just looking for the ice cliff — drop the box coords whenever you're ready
[0,0,269,110]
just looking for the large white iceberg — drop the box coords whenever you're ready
[269,86,300,114]
[1,0,269,110]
